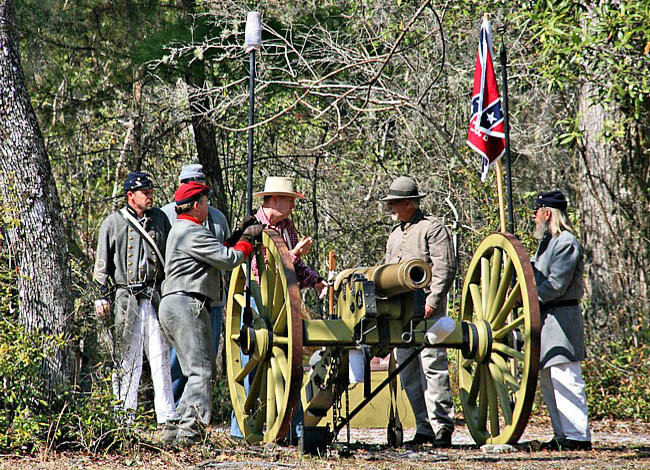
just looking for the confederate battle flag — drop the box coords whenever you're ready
[466,18,506,181]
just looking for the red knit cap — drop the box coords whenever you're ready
[174,181,211,205]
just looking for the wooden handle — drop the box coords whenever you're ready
[328,250,336,317]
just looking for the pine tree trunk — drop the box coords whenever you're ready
[577,82,650,346]
[0,0,73,386]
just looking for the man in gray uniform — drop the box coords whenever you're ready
[161,164,232,405]
[158,181,263,446]
[381,176,457,447]
[93,171,175,425]
[532,190,591,451]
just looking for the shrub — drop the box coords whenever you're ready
[583,342,650,420]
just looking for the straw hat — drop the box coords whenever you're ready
[253,176,305,199]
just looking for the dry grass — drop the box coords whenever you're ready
[0,419,648,469]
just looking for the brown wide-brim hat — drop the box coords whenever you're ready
[380,176,426,202]
[253,176,306,199]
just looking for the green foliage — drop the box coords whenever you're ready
[520,1,650,126]
[583,342,650,420]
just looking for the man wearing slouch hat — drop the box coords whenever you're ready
[93,171,175,425]
[158,181,263,446]
[382,176,457,448]
[532,190,592,451]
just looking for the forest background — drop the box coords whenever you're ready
[0,0,648,453]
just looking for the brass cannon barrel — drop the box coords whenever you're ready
[334,258,432,297]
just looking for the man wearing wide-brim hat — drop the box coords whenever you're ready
[532,190,592,451]
[230,176,326,441]
[382,176,457,448]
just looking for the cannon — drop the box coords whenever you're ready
[226,229,540,448]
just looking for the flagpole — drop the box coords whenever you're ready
[484,13,507,234]
[496,161,507,233]
[500,42,515,234]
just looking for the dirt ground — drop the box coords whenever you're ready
[1,418,648,469]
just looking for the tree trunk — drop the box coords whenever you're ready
[577,81,650,347]
[0,0,74,386]
[181,0,228,217]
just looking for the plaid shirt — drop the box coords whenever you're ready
[252,207,320,289]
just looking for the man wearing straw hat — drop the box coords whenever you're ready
[381,176,457,448]
[230,175,327,441]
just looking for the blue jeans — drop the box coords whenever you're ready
[170,304,223,406]
[230,298,303,440]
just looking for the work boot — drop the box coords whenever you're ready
[431,428,453,448]
[159,422,177,447]
[404,433,435,446]
[540,438,592,451]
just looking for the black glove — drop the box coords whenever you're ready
[225,215,261,245]
[240,224,265,244]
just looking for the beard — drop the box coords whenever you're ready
[533,219,547,240]
[390,213,398,222]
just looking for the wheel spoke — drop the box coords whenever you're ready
[487,249,503,317]
[235,355,259,384]
[492,341,524,362]
[470,284,484,320]
[273,303,287,334]
[273,346,289,383]
[249,281,266,317]
[261,269,270,310]
[492,353,521,393]
[490,281,521,329]
[243,364,264,414]
[481,257,490,315]
[485,369,500,436]
[478,366,488,429]
[467,363,481,405]
[270,357,285,417]
[266,366,277,431]
[487,257,513,322]
[273,336,289,345]
[271,274,284,322]
[493,315,524,340]
[488,362,513,425]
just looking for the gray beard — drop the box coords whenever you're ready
[533,220,547,240]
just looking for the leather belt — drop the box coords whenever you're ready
[540,299,579,312]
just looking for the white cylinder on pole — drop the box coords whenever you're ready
[245,11,262,53]
[425,316,456,345]
[348,348,365,384]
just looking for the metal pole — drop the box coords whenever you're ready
[500,43,515,234]
[244,11,261,322]
[245,50,255,319]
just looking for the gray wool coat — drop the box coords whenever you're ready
[161,219,244,302]
[161,203,231,306]
[532,230,586,368]
[93,206,171,356]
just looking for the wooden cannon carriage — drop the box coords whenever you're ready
[225,229,540,450]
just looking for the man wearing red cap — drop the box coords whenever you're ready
[158,181,263,446]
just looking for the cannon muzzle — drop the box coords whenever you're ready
[334,258,431,297]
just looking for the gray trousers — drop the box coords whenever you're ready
[159,293,214,438]
[395,345,454,436]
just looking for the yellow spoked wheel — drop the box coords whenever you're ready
[458,233,540,445]
[226,229,303,444]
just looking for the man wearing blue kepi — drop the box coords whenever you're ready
[532,190,592,451]
[94,171,175,426]
[161,164,233,405]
